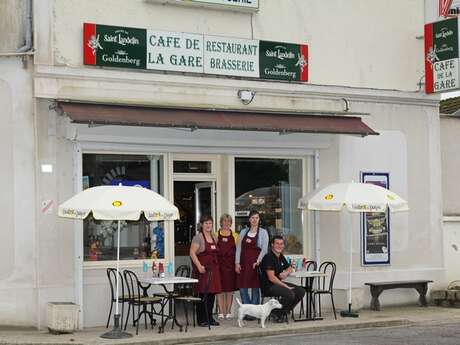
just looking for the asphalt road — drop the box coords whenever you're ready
[191,322,460,345]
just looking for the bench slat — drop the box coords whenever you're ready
[365,280,433,286]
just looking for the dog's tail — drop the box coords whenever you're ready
[235,298,242,306]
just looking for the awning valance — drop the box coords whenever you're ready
[58,102,378,136]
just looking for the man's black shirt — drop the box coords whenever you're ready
[260,249,290,292]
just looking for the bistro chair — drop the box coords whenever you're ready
[312,261,337,320]
[123,269,163,335]
[168,264,191,330]
[175,269,213,331]
[298,260,317,319]
[106,268,130,328]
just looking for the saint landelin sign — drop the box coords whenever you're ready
[83,23,308,82]
[424,17,460,93]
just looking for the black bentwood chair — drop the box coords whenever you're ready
[298,260,317,319]
[312,261,337,320]
[175,268,213,331]
[123,270,163,335]
[167,264,191,330]
[106,268,130,328]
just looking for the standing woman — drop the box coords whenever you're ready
[216,214,237,320]
[190,215,222,327]
[235,210,269,309]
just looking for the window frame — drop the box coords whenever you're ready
[80,150,170,270]
[230,154,310,258]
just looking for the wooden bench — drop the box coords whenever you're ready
[364,280,433,311]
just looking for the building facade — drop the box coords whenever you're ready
[0,0,444,328]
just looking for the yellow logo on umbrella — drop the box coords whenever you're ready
[112,200,123,207]
[386,194,395,201]
[325,194,334,200]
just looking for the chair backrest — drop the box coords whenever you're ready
[175,264,191,278]
[174,265,192,295]
[318,261,336,292]
[107,268,125,302]
[123,269,142,302]
[305,260,317,271]
[300,260,317,287]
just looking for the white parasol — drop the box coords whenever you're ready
[59,185,179,338]
[298,181,408,317]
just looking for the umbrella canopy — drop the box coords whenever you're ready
[58,185,179,221]
[298,182,409,213]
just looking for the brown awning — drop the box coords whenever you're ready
[59,102,378,136]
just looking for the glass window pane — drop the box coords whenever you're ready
[173,160,211,173]
[82,154,164,262]
[234,157,303,254]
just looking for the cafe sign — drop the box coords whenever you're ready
[83,23,308,82]
[425,17,460,93]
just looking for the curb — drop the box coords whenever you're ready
[153,319,414,345]
[0,318,413,345]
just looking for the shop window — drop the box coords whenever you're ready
[82,154,164,262]
[235,157,303,254]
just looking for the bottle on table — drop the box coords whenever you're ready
[158,262,165,278]
[152,261,157,277]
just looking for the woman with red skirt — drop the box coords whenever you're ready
[216,214,237,320]
[190,215,222,327]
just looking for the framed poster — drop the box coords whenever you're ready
[360,172,390,265]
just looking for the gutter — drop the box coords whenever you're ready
[0,0,34,57]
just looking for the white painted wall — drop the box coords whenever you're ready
[443,218,460,284]
[42,0,425,91]
[318,99,445,308]
[0,57,36,326]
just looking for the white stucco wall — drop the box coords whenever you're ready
[318,99,444,307]
[0,57,36,326]
[36,0,426,91]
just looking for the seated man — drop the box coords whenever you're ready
[260,235,305,320]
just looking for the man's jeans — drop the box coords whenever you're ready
[266,282,305,312]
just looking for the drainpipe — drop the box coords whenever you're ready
[0,0,34,56]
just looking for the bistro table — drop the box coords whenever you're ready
[289,270,327,321]
[139,276,198,333]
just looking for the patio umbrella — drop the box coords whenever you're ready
[58,185,179,338]
[298,181,408,317]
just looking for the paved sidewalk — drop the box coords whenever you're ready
[1,306,460,345]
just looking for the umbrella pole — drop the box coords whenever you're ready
[101,220,132,339]
[340,222,359,318]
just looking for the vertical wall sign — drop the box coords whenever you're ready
[424,17,459,93]
[360,172,391,266]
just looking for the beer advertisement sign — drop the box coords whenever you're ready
[83,23,308,83]
[425,17,460,93]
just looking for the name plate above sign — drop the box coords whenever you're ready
[83,23,308,82]
[145,0,259,11]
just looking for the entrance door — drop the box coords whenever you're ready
[173,180,216,263]
[195,182,216,232]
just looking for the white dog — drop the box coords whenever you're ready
[236,298,282,328]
